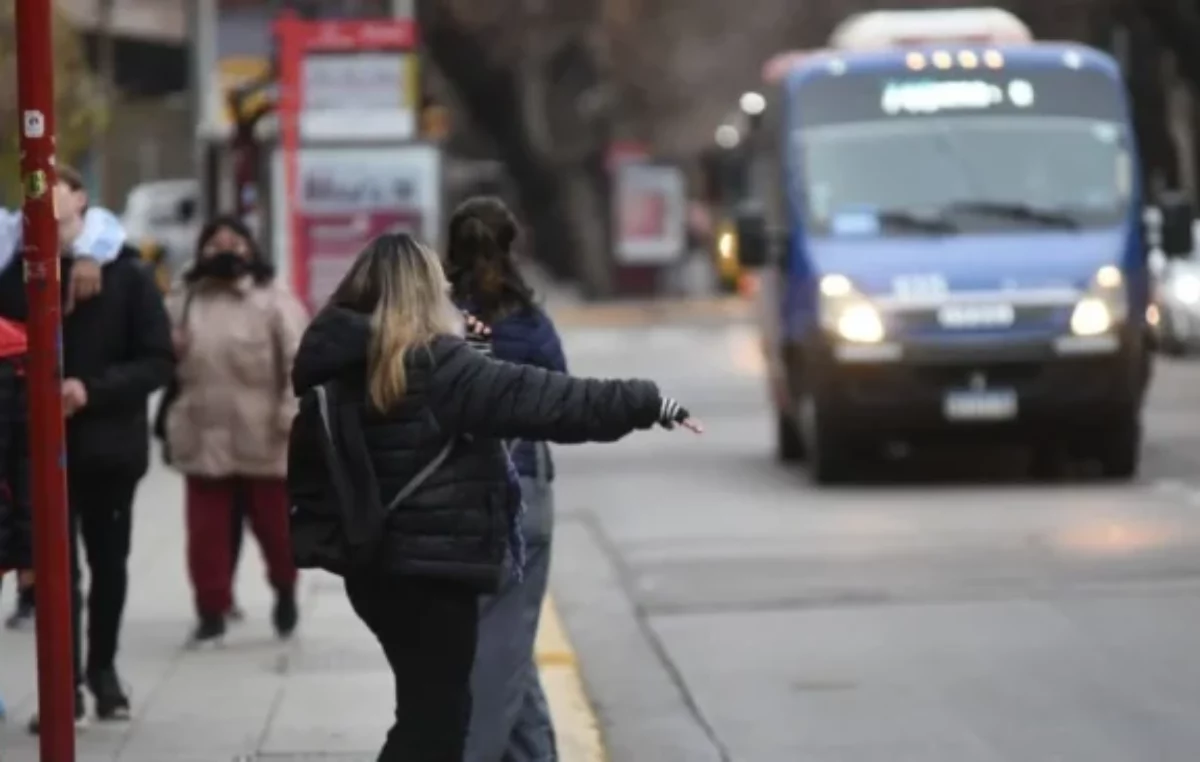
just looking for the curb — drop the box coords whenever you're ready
[548,295,750,329]
[536,597,607,762]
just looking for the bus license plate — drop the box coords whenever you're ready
[943,390,1017,421]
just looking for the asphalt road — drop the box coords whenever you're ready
[548,317,1200,762]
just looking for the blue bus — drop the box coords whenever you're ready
[739,41,1195,483]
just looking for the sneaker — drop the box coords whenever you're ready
[27,691,89,734]
[86,666,131,721]
[272,589,298,640]
[5,599,34,631]
[226,603,245,623]
[187,614,226,648]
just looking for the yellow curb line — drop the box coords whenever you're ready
[536,597,607,762]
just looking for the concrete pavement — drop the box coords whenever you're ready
[546,313,1200,762]
[0,449,603,761]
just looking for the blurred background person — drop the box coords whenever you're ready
[1,192,130,635]
[0,166,174,731]
[445,197,567,761]
[163,215,307,646]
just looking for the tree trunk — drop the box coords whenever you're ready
[418,0,616,296]
[1120,8,1180,197]
[1136,0,1200,201]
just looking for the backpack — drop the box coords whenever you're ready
[287,380,453,576]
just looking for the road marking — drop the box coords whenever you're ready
[537,597,606,761]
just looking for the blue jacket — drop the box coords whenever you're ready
[470,303,567,481]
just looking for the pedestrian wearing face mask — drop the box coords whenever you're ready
[0,166,174,732]
[162,216,307,646]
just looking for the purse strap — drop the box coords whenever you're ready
[315,383,453,514]
[384,441,454,512]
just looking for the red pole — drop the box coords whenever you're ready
[15,0,78,759]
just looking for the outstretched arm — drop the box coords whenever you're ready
[429,337,662,444]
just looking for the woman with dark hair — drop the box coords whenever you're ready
[445,196,567,761]
[163,215,307,645]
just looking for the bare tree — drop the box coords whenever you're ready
[0,5,105,205]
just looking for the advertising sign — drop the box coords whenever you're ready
[614,163,687,265]
[300,51,419,140]
[293,144,441,309]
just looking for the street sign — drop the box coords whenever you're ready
[274,14,436,307]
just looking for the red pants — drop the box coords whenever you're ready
[185,476,297,617]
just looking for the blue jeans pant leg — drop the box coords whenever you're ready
[502,543,557,762]
[465,478,558,762]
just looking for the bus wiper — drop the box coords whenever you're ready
[876,209,957,234]
[946,201,1080,230]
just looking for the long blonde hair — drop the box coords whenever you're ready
[327,232,461,412]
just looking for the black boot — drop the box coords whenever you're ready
[87,666,131,721]
[5,587,34,631]
[27,689,89,734]
[272,589,298,640]
[188,614,226,647]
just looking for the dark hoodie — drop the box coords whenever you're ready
[289,307,662,590]
[460,301,567,481]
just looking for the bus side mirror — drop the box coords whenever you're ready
[736,212,769,268]
[1159,193,1194,258]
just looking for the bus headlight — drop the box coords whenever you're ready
[1069,265,1126,337]
[837,303,886,343]
[1070,298,1112,336]
[820,273,885,343]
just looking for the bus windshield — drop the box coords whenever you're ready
[790,65,1132,235]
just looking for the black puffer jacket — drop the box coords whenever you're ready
[290,307,662,591]
[0,249,173,478]
[0,356,30,571]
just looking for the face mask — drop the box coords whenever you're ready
[192,251,249,281]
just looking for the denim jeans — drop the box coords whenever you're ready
[464,473,558,762]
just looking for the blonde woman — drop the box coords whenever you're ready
[164,215,308,645]
[288,232,699,762]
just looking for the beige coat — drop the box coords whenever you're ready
[164,278,308,479]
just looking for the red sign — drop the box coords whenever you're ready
[275,14,426,301]
[298,211,422,310]
[274,16,418,53]
[620,191,667,239]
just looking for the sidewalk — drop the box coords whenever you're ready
[0,455,604,761]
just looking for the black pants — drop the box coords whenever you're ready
[345,575,480,762]
[69,473,137,686]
